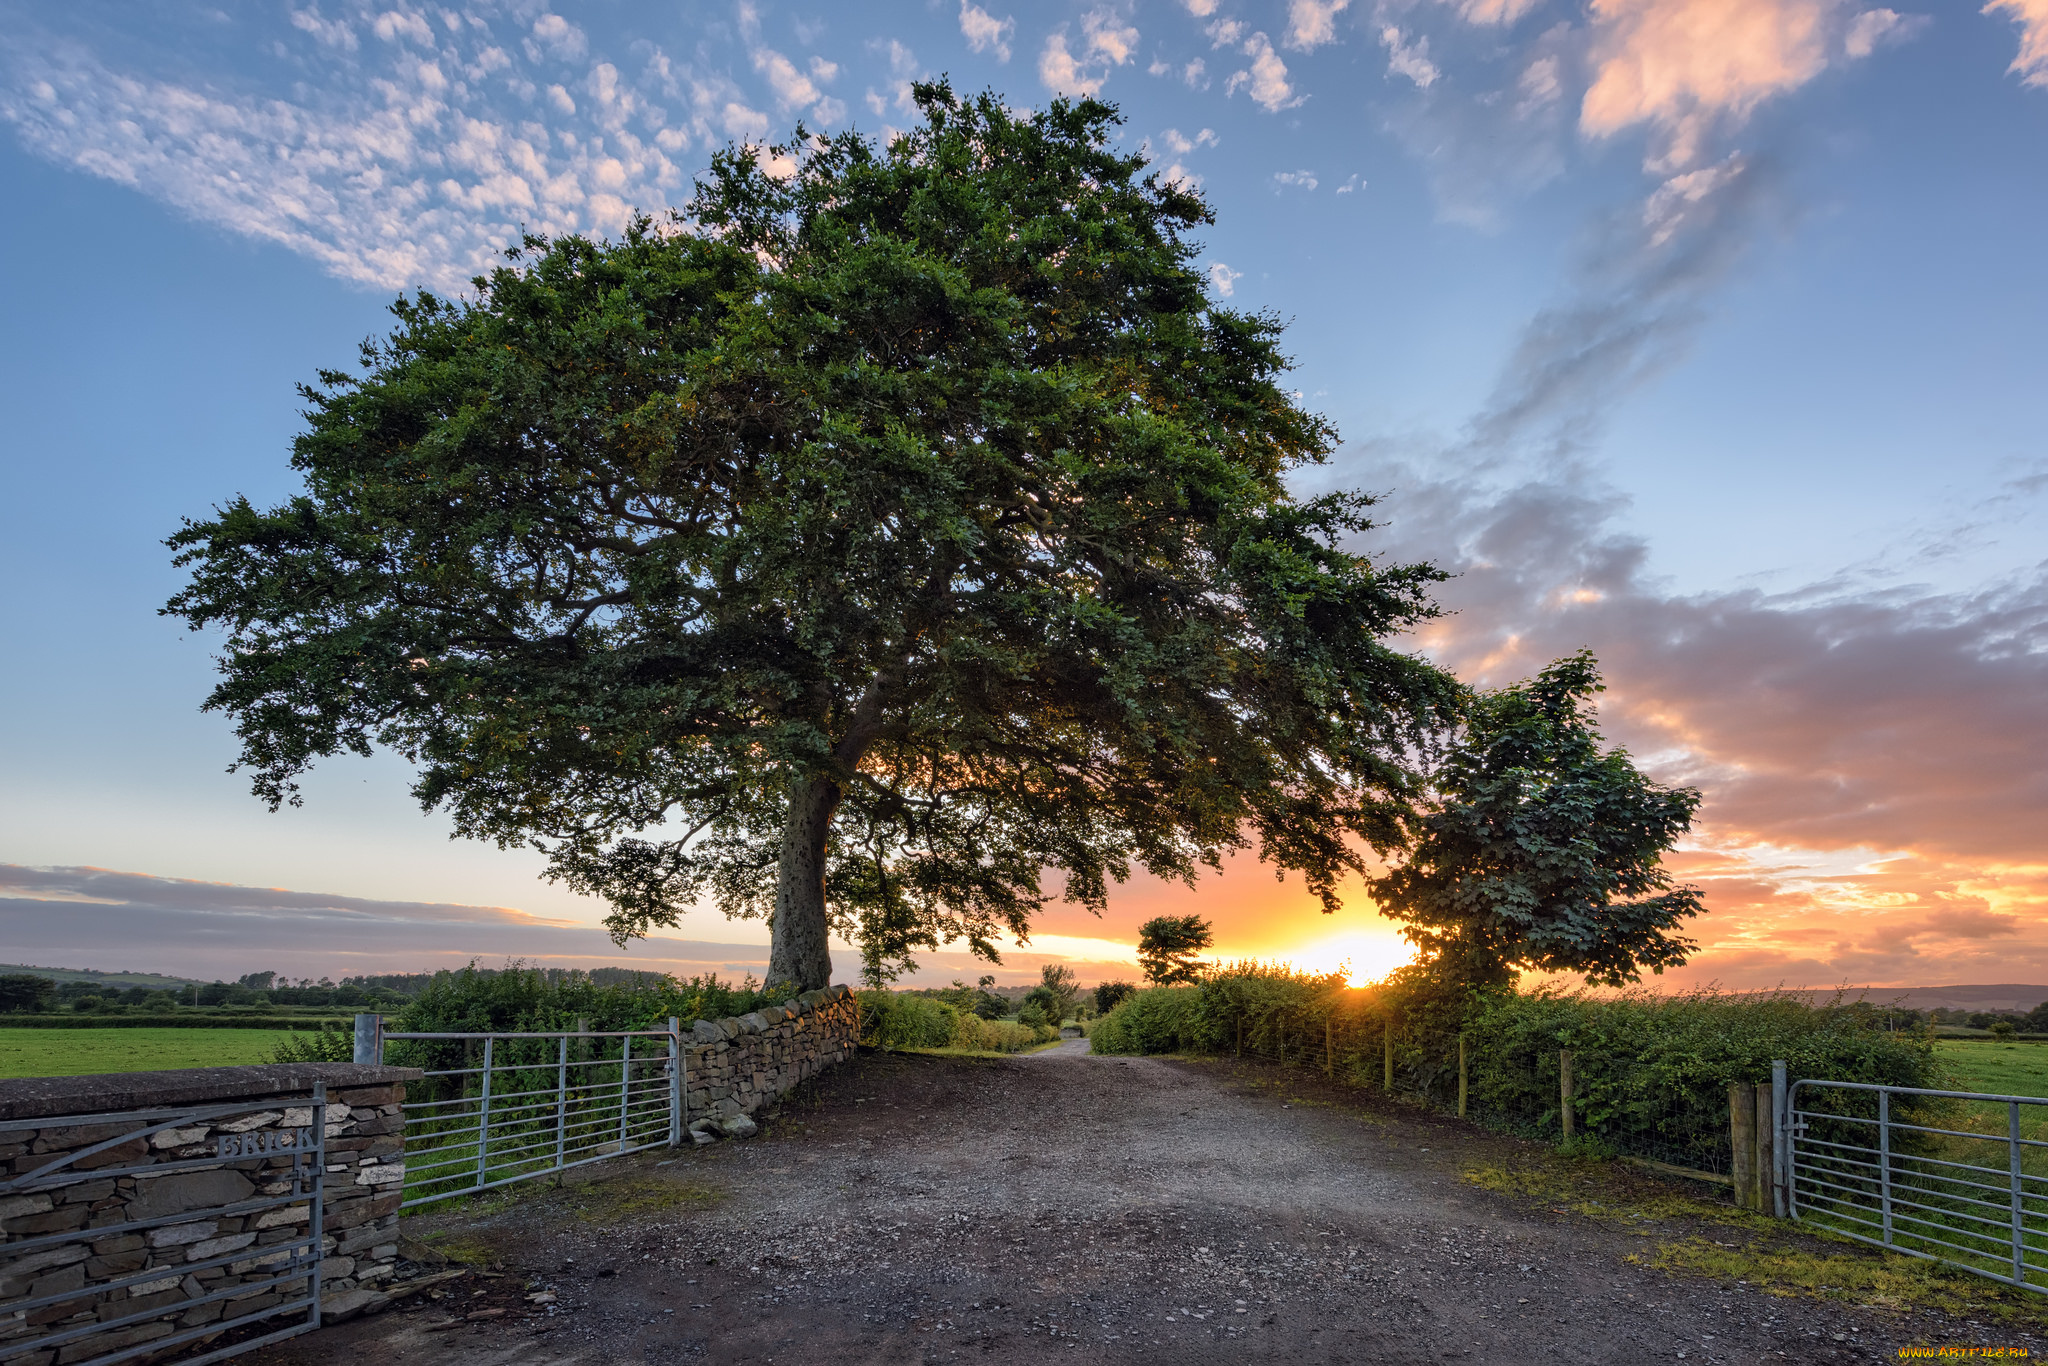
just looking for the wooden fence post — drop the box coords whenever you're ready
[1559,1050,1574,1141]
[1752,1082,1775,1215]
[1458,1036,1469,1119]
[1730,1083,1758,1211]
[1382,1019,1393,1091]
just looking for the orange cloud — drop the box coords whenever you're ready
[1986,0,2048,86]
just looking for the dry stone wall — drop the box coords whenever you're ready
[0,1063,420,1361]
[683,984,859,1137]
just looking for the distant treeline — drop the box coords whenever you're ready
[0,963,696,1018]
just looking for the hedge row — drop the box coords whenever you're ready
[0,1015,353,1031]
[1089,964,1944,1169]
[856,992,1060,1053]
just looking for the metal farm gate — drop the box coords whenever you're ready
[372,1023,683,1210]
[1786,1078,2048,1291]
[1,1087,327,1366]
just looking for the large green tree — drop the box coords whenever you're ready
[1369,651,1705,990]
[166,85,1459,992]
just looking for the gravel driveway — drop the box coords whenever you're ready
[253,1039,2046,1364]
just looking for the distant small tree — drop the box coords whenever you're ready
[1138,915,1213,985]
[1989,1019,2018,1040]
[1094,981,1137,1014]
[1370,651,1704,991]
[2025,1001,2048,1034]
[237,970,277,991]
[0,974,55,1014]
[1036,964,1080,1023]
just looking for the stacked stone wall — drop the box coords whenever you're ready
[0,1063,420,1362]
[683,984,859,1127]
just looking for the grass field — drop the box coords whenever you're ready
[1934,1040,2048,1097]
[0,1028,287,1079]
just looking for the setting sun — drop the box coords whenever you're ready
[1260,928,1416,987]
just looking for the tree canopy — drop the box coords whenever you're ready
[1368,651,1705,990]
[1137,914,1214,985]
[165,84,1460,991]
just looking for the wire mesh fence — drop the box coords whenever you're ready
[380,1027,680,1210]
[1213,999,1735,1182]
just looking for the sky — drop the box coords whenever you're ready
[0,0,2042,992]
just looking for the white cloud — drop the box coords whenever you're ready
[959,1,1015,62]
[865,38,923,118]
[374,10,435,47]
[1286,0,1352,51]
[1380,25,1440,88]
[1273,168,1319,190]
[1985,0,2048,87]
[1226,32,1299,109]
[1437,0,1542,23]
[1335,172,1363,193]
[1185,58,1210,87]
[1642,152,1746,246]
[529,13,588,61]
[1181,0,1222,15]
[752,46,843,123]
[1083,10,1141,65]
[1160,126,1219,154]
[289,7,358,52]
[0,29,697,293]
[1039,10,1141,96]
[1208,261,1243,295]
[1207,17,1246,47]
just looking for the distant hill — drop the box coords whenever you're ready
[0,964,207,990]
[1832,985,2048,1012]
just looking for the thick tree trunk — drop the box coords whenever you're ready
[767,774,842,992]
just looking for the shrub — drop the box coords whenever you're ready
[857,991,959,1049]
[1087,986,1208,1055]
[269,1025,355,1064]
[1093,981,1136,1015]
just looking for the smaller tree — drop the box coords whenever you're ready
[1094,981,1137,1014]
[0,974,55,1014]
[1990,1019,2017,1040]
[1036,964,1080,1024]
[1138,915,1214,985]
[1371,651,1705,990]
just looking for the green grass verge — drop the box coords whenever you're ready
[1935,1040,2048,1097]
[0,1028,298,1078]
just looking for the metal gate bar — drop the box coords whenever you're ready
[1787,1078,2048,1293]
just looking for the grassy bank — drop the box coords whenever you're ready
[1933,1039,2048,1097]
[0,1028,294,1078]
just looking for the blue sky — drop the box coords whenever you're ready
[0,0,2043,988]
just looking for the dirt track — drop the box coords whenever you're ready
[255,1039,2047,1364]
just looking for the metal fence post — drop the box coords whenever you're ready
[476,1036,494,1188]
[353,1013,379,1064]
[619,1034,631,1152]
[669,1017,683,1147]
[1878,1087,1892,1245]
[554,1034,569,1180]
[2012,1100,2025,1283]
[1771,1060,1788,1218]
